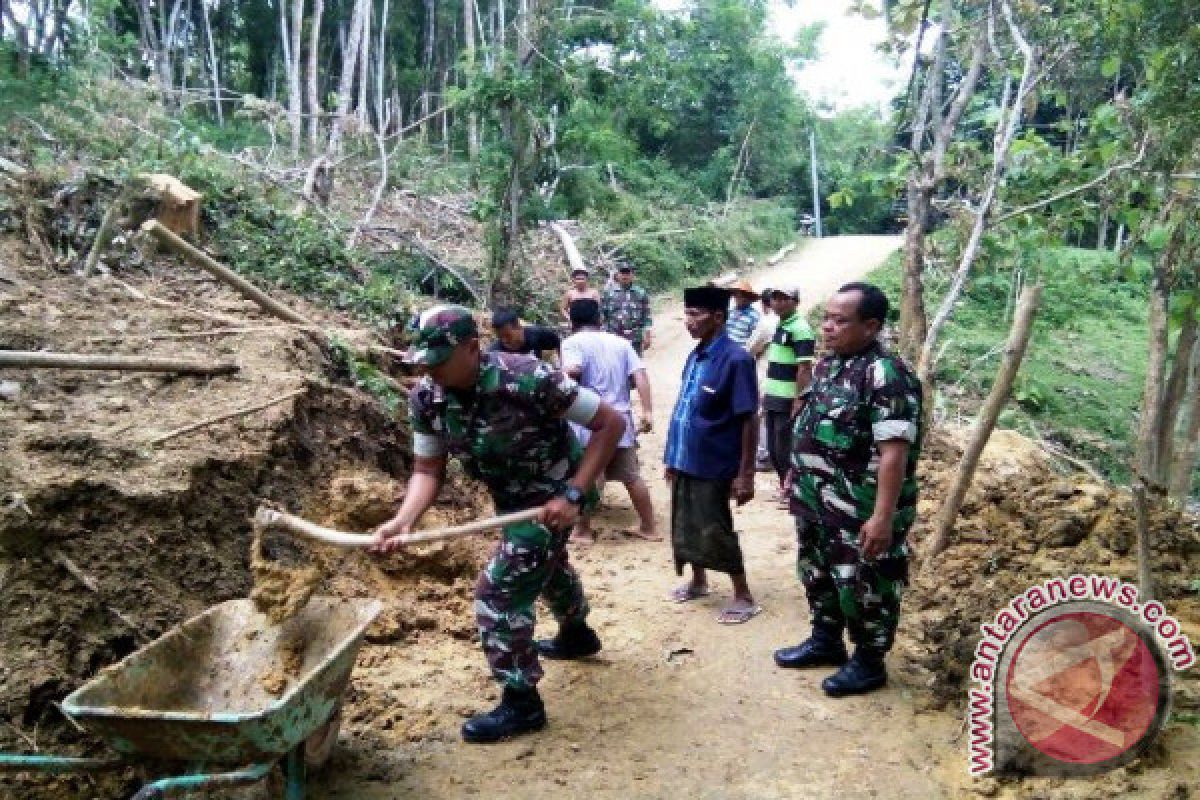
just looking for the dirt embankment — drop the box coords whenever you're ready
[896,429,1200,713]
[0,185,490,797]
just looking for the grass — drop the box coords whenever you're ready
[866,247,1153,485]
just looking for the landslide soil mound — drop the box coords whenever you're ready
[0,190,489,798]
[896,429,1200,716]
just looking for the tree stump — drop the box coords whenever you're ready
[140,173,203,236]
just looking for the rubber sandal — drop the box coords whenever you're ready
[669,585,711,603]
[716,605,763,624]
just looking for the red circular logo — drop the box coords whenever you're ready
[1004,611,1161,765]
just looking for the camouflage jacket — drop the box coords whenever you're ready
[410,352,601,511]
[601,284,652,346]
[789,340,923,534]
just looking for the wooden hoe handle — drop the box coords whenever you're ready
[253,505,542,547]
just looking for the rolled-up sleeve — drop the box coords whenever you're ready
[409,388,447,457]
[869,358,920,443]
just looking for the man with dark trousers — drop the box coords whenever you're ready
[774,283,924,696]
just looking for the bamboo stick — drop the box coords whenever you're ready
[140,220,314,326]
[150,387,308,445]
[0,350,238,376]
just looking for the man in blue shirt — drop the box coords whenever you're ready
[664,286,762,624]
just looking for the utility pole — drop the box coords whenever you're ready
[809,129,823,238]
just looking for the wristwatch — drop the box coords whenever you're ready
[559,485,585,506]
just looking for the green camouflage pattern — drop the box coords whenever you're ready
[794,516,907,653]
[789,340,923,535]
[787,339,921,655]
[601,284,652,349]
[410,352,597,511]
[475,519,589,689]
[404,304,479,366]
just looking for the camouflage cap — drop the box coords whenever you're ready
[404,304,479,366]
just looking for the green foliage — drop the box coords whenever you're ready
[328,337,404,416]
[600,200,794,292]
[870,247,1151,483]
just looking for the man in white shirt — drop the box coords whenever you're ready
[562,298,659,543]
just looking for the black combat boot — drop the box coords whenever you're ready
[461,687,547,743]
[821,648,887,697]
[773,625,848,669]
[535,621,602,660]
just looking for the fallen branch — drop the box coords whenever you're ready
[140,220,315,326]
[368,227,483,304]
[0,350,239,376]
[111,278,252,327]
[602,227,696,242]
[83,186,134,277]
[49,548,148,641]
[89,325,319,343]
[993,136,1149,225]
[926,284,1042,561]
[347,132,388,249]
[767,242,797,266]
[150,387,308,445]
[549,221,586,273]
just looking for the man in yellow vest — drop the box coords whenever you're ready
[761,286,815,505]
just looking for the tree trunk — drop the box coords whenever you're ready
[420,0,436,141]
[375,0,388,130]
[918,2,1036,390]
[1135,214,1186,487]
[463,0,480,163]
[1168,341,1200,501]
[200,0,224,125]
[356,0,371,126]
[327,0,370,153]
[926,284,1042,561]
[1155,308,1197,480]
[306,0,324,147]
[897,16,986,362]
[287,0,305,153]
[1132,482,1155,601]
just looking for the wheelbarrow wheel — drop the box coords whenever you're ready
[304,704,342,769]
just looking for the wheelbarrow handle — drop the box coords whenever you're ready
[254,506,543,548]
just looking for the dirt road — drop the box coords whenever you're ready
[315,235,968,799]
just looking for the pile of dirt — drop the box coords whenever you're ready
[0,203,491,798]
[896,428,1200,710]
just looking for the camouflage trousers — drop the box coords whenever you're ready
[475,519,589,690]
[794,515,908,654]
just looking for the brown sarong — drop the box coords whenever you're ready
[670,473,745,576]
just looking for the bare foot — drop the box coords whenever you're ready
[570,527,597,546]
[620,528,663,542]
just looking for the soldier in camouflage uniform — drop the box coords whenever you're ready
[372,305,624,742]
[774,282,923,697]
[601,264,654,355]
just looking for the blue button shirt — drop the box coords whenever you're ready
[664,332,759,481]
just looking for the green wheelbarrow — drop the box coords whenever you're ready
[0,596,381,799]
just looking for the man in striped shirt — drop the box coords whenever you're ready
[762,286,815,503]
[724,280,762,348]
